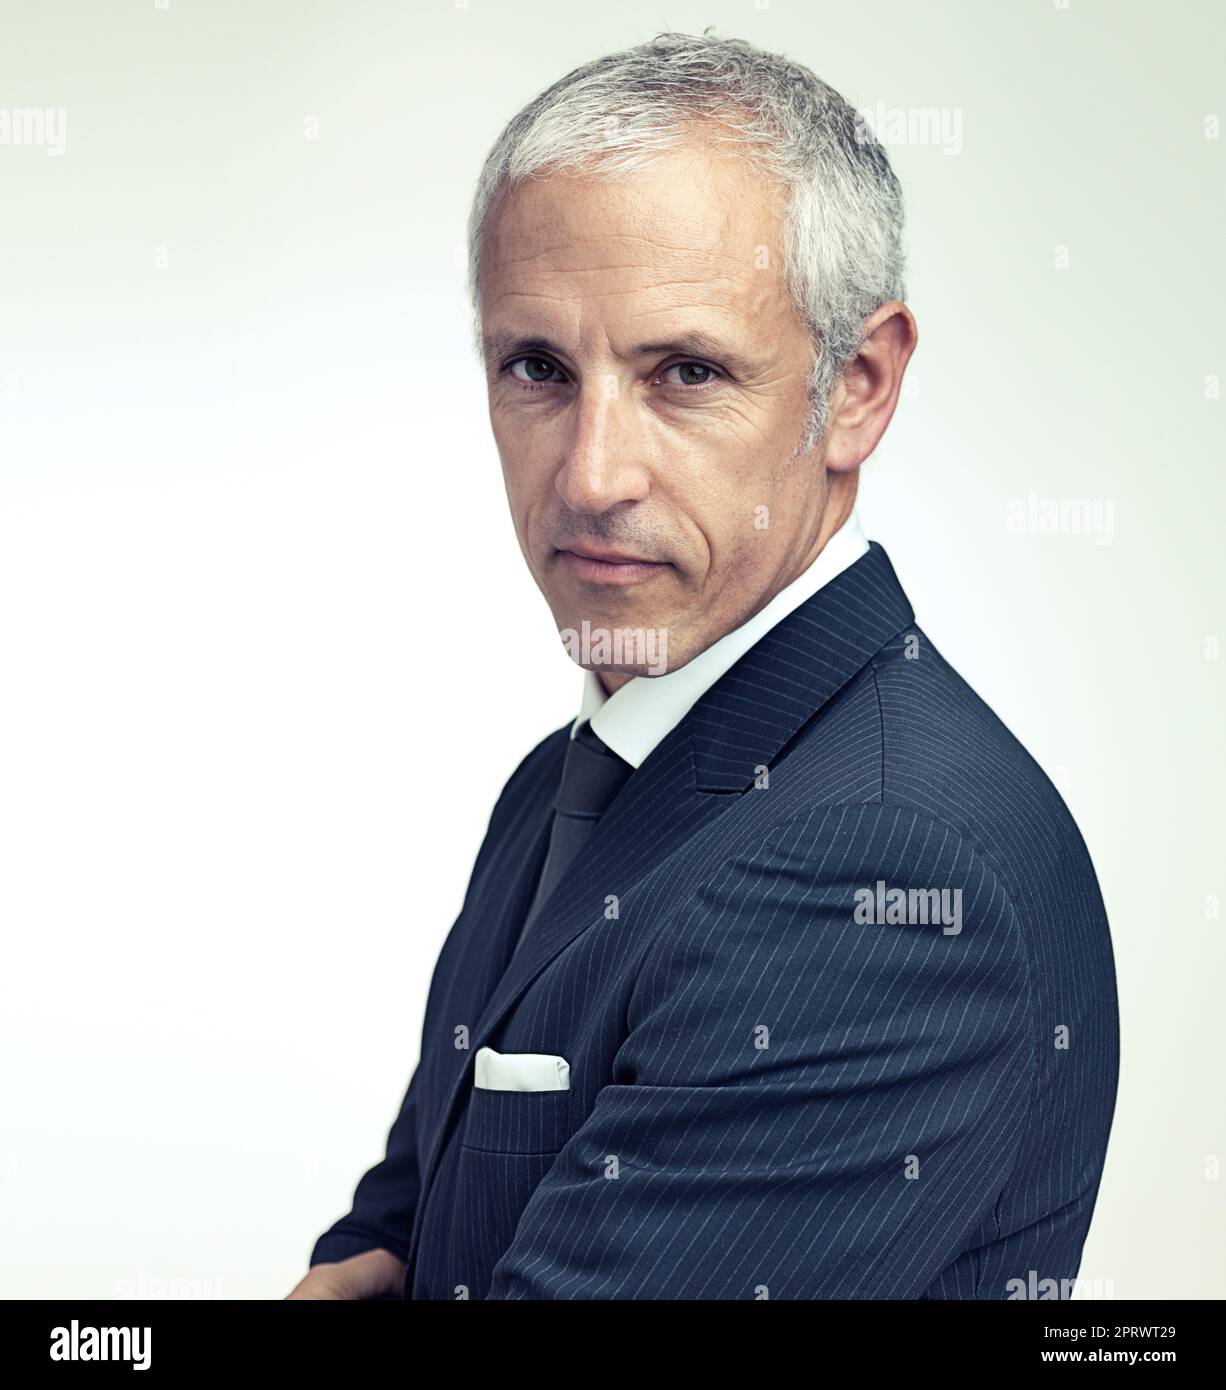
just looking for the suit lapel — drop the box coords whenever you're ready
[471,718,719,1034]
[425,759,559,1044]
[690,541,914,789]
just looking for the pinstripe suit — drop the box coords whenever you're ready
[310,541,1119,1299]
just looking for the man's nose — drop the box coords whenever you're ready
[554,378,651,514]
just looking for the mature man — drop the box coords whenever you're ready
[289,32,1118,1301]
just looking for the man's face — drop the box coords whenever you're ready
[479,143,841,683]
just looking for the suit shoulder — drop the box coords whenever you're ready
[867,627,1100,910]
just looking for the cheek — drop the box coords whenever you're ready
[491,396,546,463]
[697,461,810,597]
[719,526,777,599]
[496,467,547,571]
[494,425,552,510]
[680,452,775,560]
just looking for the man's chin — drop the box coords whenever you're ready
[554,615,675,679]
[585,663,667,686]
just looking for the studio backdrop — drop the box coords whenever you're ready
[0,0,1221,1299]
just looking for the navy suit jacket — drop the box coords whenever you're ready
[310,541,1119,1299]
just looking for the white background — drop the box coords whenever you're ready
[1,0,1221,1298]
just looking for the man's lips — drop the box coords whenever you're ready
[556,544,670,586]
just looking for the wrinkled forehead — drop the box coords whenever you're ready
[477,150,793,340]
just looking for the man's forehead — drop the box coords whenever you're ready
[483,151,783,277]
[480,160,790,358]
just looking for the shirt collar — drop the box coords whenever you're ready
[570,509,870,769]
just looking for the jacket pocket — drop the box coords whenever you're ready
[461,1084,573,1155]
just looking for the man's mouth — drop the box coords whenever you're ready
[556,543,670,586]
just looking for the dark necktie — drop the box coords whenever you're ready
[516,721,634,948]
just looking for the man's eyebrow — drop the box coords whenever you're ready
[482,329,759,376]
[482,331,561,365]
[633,332,758,376]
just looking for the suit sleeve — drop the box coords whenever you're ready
[486,803,1036,1299]
[309,1062,422,1268]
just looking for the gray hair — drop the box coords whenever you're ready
[466,29,906,452]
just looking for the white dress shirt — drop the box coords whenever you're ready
[570,509,871,769]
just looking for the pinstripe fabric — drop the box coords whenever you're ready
[310,542,1119,1300]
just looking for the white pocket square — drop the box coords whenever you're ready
[473,1046,571,1092]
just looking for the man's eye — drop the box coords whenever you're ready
[507,356,564,384]
[503,357,720,390]
[661,361,719,388]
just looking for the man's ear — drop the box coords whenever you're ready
[823,302,918,474]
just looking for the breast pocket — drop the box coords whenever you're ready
[461,1085,574,1155]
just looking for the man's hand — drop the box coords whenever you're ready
[284,1248,406,1300]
